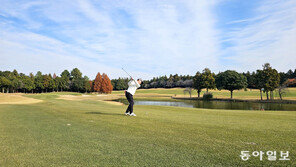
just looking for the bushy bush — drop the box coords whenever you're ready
[203,92,213,100]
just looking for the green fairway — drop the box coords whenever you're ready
[0,93,295,166]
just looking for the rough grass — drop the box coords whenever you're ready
[0,93,295,166]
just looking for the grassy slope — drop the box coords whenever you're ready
[112,88,296,100]
[0,94,295,166]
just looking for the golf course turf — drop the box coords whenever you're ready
[0,93,295,166]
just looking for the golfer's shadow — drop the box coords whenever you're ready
[85,112,124,116]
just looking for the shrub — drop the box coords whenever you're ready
[203,92,213,100]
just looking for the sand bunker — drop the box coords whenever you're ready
[0,94,42,104]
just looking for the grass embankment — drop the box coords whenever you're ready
[0,93,42,104]
[0,93,295,166]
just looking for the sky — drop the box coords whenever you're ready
[0,0,295,79]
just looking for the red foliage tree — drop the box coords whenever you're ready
[101,73,113,94]
[94,72,102,93]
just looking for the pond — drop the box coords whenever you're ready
[117,99,296,111]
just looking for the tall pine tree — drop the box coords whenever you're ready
[94,72,103,93]
[101,73,113,94]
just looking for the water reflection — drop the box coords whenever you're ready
[134,101,194,108]
[117,99,296,111]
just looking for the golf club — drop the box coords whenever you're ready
[122,68,133,79]
[122,68,138,85]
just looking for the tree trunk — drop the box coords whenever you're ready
[279,89,282,100]
[260,90,263,100]
[230,90,233,99]
[198,90,200,98]
[2,88,4,93]
[206,88,208,92]
[270,91,273,100]
[266,91,269,100]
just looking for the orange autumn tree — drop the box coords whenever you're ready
[93,72,102,93]
[101,73,113,94]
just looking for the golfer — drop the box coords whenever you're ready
[125,78,142,116]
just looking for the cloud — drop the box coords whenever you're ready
[1,0,294,79]
[221,0,296,72]
[0,0,222,79]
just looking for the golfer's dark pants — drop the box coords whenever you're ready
[125,91,134,114]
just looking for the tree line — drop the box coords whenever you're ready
[112,63,296,100]
[111,74,194,91]
[0,68,113,94]
[1,63,295,99]
[194,63,296,99]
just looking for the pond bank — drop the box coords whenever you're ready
[171,97,296,104]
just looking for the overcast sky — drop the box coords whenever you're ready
[0,0,295,79]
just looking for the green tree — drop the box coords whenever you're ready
[287,69,294,79]
[173,74,180,82]
[255,70,265,100]
[166,77,174,88]
[83,76,91,93]
[12,69,18,77]
[43,75,51,93]
[244,71,257,89]
[11,77,21,93]
[193,71,203,97]
[29,73,35,93]
[71,68,82,79]
[279,72,287,85]
[54,76,62,92]
[216,70,247,99]
[111,79,117,90]
[22,75,35,93]
[261,63,280,100]
[0,76,11,93]
[60,70,70,91]
[115,78,128,90]
[35,71,44,93]
[201,68,215,92]
[193,68,215,97]
[48,74,56,92]
[70,68,84,92]
[61,70,70,78]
